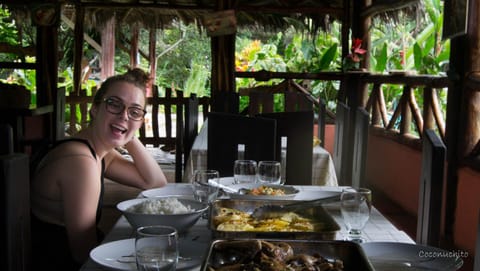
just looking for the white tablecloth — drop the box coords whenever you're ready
[183,119,338,186]
[80,183,415,271]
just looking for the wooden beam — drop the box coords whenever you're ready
[60,14,101,53]
[0,43,35,56]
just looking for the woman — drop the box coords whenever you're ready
[30,68,167,270]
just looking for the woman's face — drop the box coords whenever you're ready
[91,81,146,147]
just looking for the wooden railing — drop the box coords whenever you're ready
[361,74,449,148]
[236,71,450,149]
[64,86,210,146]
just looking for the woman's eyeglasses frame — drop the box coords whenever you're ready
[102,97,146,121]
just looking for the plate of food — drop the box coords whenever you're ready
[226,183,299,200]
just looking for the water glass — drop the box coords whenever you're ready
[340,187,372,243]
[233,160,257,184]
[192,169,220,218]
[135,225,178,271]
[257,161,282,185]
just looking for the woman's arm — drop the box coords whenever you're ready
[105,137,168,189]
[61,155,103,263]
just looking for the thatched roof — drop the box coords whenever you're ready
[6,0,422,34]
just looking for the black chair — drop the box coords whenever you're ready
[416,129,446,246]
[183,94,199,169]
[256,111,314,185]
[1,123,31,271]
[207,112,276,177]
[175,94,199,183]
[333,102,350,185]
[351,107,370,188]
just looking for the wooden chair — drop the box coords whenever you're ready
[416,128,446,246]
[240,79,314,115]
[174,94,199,182]
[207,112,276,177]
[0,123,31,271]
[351,107,370,188]
[256,111,314,185]
[333,102,350,186]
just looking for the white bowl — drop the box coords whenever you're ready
[116,198,208,233]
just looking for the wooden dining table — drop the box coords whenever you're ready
[80,182,416,271]
[182,119,338,186]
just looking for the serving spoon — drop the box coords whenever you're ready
[250,194,341,220]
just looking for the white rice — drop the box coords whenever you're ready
[127,198,194,215]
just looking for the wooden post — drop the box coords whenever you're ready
[100,16,115,80]
[210,0,237,113]
[148,28,157,97]
[130,24,139,68]
[73,5,84,96]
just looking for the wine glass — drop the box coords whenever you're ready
[191,169,220,218]
[257,161,282,185]
[340,187,372,242]
[233,160,257,184]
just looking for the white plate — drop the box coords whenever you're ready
[141,183,194,199]
[227,183,299,200]
[360,242,463,271]
[90,238,203,270]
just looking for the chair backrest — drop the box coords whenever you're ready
[256,111,314,185]
[240,79,314,115]
[207,112,276,177]
[416,128,446,246]
[352,107,370,188]
[333,102,350,185]
[1,123,31,271]
[183,94,199,168]
[174,94,200,182]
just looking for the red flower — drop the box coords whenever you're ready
[342,38,366,71]
[350,38,366,62]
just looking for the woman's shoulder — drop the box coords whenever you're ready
[38,138,98,167]
[53,138,96,157]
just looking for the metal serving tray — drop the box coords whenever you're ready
[201,239,374,271]
[209,199,340,240]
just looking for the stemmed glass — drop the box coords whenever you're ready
[340,187,372,243]
[257,161,282,185]
[191,169,220,218]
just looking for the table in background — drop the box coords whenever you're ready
[183,120,338,186]
[80,184,414,271]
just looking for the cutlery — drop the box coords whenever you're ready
[250,194,341,220]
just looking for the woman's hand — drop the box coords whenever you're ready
[105,137,168,189]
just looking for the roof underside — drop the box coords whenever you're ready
[6,0,423,33]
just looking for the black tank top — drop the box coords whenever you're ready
[30,138,105,271]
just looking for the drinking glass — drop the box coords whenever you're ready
[135,225,178,271]
[233,160,257,184]
[256,161,282,185]
[340,187,372,243]
[191,169,220,218]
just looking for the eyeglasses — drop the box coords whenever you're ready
[102,97,146,121]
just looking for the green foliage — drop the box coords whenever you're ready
[0,8,18,46]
